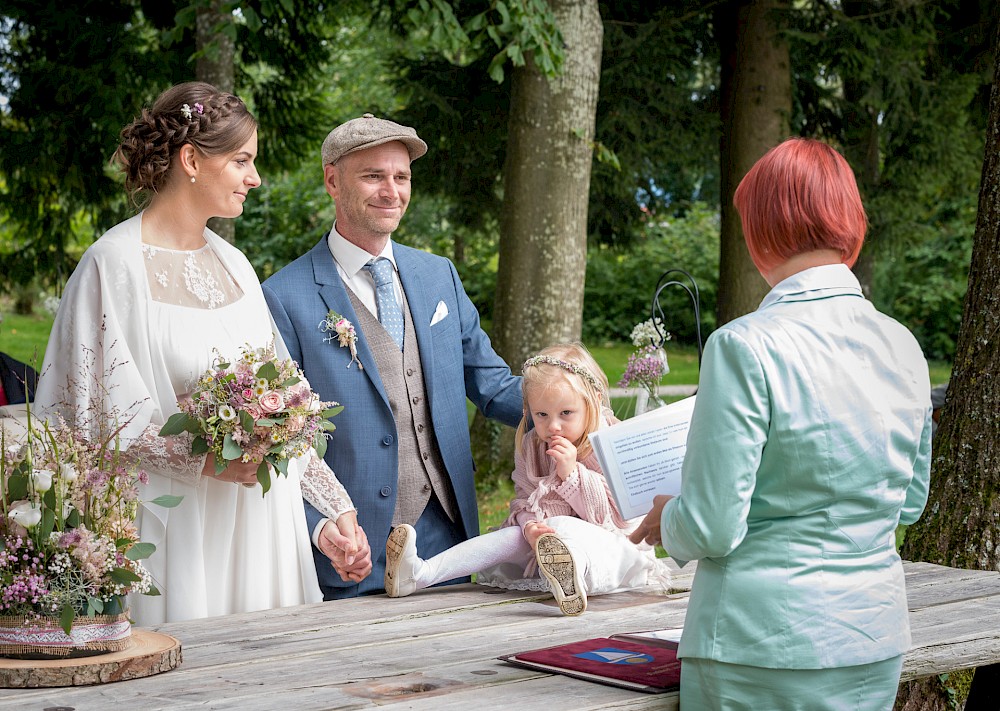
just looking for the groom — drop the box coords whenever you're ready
[263,114,523,599]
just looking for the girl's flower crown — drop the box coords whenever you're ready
[522,355,602,391]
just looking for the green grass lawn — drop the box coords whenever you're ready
[0,311,52,369]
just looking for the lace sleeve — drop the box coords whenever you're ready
[120,423,206,485]
[300,454,356,522]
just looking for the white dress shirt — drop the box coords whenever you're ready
[326,222,403,318]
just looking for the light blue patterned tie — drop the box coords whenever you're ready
[364,257,404,350]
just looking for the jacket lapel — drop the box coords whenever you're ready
[310,239,389,403]
[395,247,436,397]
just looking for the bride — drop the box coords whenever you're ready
[34,82,371,624]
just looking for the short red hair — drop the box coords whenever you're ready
[733,138,867,274]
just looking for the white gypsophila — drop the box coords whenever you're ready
[630,318,669,347]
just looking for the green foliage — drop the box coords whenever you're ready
[378,0,564,83]
[873,200,975,362]
[238,168,335,280]
[591,1,720,244]
[583,203,720,346]
[0,1,178,292]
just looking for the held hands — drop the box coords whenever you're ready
[522,520,556,546]
[628,494,675,547]
[546,435,577,482]
[317,512,372,583]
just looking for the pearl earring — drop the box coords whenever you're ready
[190,176,196,184]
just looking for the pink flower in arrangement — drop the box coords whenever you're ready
[259,391,285,414]
[244,403,264,421]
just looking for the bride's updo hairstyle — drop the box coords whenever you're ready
[114,81,257,207]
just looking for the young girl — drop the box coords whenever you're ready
[384,343,669,615]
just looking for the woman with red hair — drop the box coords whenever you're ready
[631,138,932,709]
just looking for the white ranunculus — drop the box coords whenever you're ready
[60,463,79,482]
[9,501,42,529]
[32,469,54,492]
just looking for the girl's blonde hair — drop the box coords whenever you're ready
[515,342,610,460]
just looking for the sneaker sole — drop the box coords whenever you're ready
[385,525,414,597]
[535,534,587,616]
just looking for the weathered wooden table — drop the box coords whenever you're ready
[2,560,998,710]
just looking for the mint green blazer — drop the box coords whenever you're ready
[662,264,932,669]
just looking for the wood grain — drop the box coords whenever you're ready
[0,629,181,688]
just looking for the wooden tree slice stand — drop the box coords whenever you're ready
[0,629,181,687]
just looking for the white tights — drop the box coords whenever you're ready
[413,515,655,594]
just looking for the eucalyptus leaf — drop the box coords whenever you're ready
[256,361,279,381]
[126,542,156,561]
[110,567,142,585]
[40,507,55,539]
[159,412,196,436]
[191,437,210,455]
[314,433,328,459]
[60,604,76,635]
[239,410,255,434]
[322,405,344,418]
[222,433,243,460]
[88,595,104,614]
[149,494,184,509]
[7,473,28,500]
[280,376,301,387]
[256,463,272,494]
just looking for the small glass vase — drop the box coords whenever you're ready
[634,387,667,415]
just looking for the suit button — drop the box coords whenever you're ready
[406,368,414,376]
[422,484,431,493]
[417,423,424,433]
[380,486,392,497]
[382,435,393,445]
[422,452,429,461]
[412,396,420,405]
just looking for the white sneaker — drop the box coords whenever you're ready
[535,533,587,616]
[385,524,420,597]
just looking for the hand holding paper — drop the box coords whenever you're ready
[588,395,696,520]
[628,494,674,546]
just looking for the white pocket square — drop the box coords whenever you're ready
[430,300,449,326]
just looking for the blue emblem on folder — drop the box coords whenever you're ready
[574,647,654,665]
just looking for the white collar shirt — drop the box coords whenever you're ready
[326,222,402,317]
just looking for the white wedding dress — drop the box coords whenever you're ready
[36,214,353,625]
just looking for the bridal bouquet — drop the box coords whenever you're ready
[1,408,179,641]
[160,344,341,493]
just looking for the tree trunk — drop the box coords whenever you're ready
[471,0,603,484]
[896,18,1000,711]
[842,1,883,300]
[715,0,791,325]
[197,0,236,244]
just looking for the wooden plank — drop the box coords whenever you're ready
[0,561,996,709]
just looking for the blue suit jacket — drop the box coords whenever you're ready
[262,236,522,595]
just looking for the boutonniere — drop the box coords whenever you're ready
[319,309,363,369]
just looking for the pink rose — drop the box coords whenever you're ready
[259,391,285,414]
[244,403,264,420]
[242,388,254,399]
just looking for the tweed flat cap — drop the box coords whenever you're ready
[322,113,428,166]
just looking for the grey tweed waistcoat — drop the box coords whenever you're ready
[346,286,458,526]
